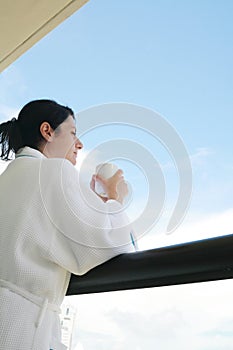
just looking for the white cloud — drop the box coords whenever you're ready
[0,65,27,104]
[190,147,213,164]
[161,147,214,176]
[138,207,233,250]
[0,65,26,122]
[0,103,19,121]
[162,146,213,171]
[66,278,233,350]
[73,342,85,350]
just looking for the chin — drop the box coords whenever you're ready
[66,156,76,166]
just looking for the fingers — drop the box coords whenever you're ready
[90,175,95,192]
[116,178,129,196]
[95,173,106,185]
[115,169,123,177]
[111,169,124,183]
[93,168,127,203]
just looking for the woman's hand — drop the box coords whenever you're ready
[90,169,128,204]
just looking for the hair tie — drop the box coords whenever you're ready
[9,117,20,129]
[10,117,18,124]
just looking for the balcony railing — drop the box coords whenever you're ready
[66,233,233,295]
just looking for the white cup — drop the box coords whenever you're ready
[95,163,118,197]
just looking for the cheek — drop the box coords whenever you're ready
[56,139,73,156]
[63,137,75,151]
[68,136,76,147]
[68,141,76,151]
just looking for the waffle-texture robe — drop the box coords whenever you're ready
[0,147,135,350]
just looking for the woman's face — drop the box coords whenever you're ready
[43,115,83,165]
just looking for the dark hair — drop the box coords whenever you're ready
[0,99,74,160]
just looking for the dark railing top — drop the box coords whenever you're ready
[66,233,233,295]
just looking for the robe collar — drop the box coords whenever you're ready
[15,146,46,159]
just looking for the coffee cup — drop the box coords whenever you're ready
[95,163,118,197]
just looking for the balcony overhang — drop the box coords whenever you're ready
[0,0,89,73]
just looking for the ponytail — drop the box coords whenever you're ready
[0,117,23,160]
[0,99,74,161]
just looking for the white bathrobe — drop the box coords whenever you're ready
[0,147,135,350]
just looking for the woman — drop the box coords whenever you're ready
[0,99,135,350]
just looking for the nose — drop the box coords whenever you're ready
[75,138,83,150]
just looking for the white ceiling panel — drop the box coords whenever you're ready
[0,0,89,72]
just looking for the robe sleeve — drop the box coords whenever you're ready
[39,158,136,275]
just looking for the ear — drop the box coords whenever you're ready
[40,122,54,142]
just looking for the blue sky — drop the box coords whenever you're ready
[2,0,233,144]
[1,0,233,241]
[1,0,233,348]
